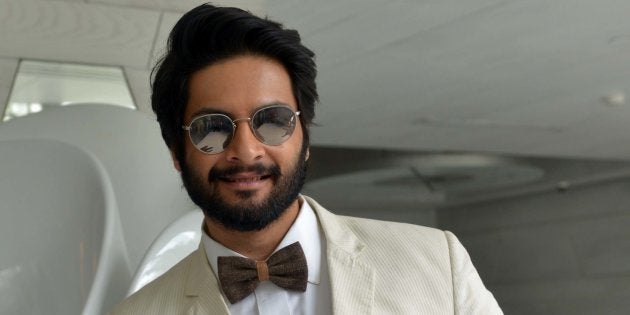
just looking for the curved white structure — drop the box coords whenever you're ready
[0,139,129,315]
[127,210,203,296]
[0,105,193,271]
[0,105,198,313]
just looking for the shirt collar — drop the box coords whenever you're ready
[201,196,322,285]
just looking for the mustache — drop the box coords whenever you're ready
[208,163,282,181]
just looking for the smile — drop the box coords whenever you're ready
[219,173,273,188]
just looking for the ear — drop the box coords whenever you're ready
[305,147,310,161]
[169,149,182,172]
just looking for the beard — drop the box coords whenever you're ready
[179,143,308,232]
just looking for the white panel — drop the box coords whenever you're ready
[129,11,181,117]
[0,0,159,68]
[123,67,152,115]
[126,10,178,117]
[153,12,182,63]
[0,58,18,116]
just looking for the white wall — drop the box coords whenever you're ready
[438,179,630,315]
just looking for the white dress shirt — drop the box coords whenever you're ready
[201,197,333,315]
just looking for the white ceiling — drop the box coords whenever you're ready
[1,0,630,160]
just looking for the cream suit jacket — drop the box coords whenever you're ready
[109,196,502,314]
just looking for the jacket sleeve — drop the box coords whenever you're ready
[445,231,504,315]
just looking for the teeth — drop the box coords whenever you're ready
[228,177,262,182]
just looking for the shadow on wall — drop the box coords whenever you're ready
[439,179,630,315]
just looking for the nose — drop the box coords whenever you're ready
[224,120,265,163]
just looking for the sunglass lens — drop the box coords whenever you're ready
[189,115,233,154]
[252,107,297,145]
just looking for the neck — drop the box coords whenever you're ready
[204,198,301,261]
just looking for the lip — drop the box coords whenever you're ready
[219,172,272,189]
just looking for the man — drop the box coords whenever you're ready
[110,3,502,314]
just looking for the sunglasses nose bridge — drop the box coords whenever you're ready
[224,116,266,161]
[231,117,256,137]
[231,117,251,125]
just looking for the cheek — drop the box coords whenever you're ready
[184,146,218,177]
[282,130,306,168]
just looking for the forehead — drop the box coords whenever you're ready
[185,55,296,120]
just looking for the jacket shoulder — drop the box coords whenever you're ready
[341,214,450,255]
[107,250,197,315]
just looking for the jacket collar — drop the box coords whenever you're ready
[182,196,376,315]
[304,196,375,315]
[184,243,230,315]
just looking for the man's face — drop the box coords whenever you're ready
[176,55,307,231]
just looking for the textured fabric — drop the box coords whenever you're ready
[108,196,503,315]
[218,242,308,304]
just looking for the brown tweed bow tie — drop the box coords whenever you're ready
[217,242,308,304]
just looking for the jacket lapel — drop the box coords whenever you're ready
[184,244,230,315]
[306,196,375,315]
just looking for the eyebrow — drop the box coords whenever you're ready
[189,107,230,118]
[188,101,294,119]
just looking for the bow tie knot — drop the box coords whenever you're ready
[217,242,308,304]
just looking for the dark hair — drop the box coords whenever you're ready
[151,4,318,160]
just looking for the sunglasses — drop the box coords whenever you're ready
[182,105,301,154]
